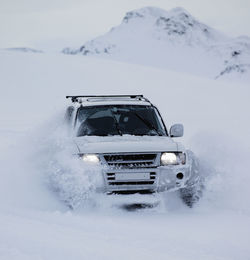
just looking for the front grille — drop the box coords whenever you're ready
[103,153,157,168]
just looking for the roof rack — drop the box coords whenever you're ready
[66,95,150,103]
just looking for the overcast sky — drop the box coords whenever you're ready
[0,0,250,51]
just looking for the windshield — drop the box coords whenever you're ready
[76,105,167,137]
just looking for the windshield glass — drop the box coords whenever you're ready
[76,105,167,137]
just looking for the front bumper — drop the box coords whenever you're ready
[102,165,191,193]
[87,152,195,194]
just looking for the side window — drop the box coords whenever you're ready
[65,106,75,125]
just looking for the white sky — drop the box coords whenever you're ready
[0,0,250,51]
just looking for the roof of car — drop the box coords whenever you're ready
[66,95,152,107]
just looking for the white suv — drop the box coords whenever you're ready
[65,95,202,207]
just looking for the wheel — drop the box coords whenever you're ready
[179,150,204,207]
[179,180,204,207]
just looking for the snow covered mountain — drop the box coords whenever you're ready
[63,7,250,81]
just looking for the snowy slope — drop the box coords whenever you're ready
[63,7,250,82]
[0,50,250,259]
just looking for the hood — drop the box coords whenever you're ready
[74,135,179,154]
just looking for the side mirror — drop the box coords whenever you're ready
[170,124,184,137]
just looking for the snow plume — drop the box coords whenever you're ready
[31,115,107,210]
[0,113,104,211]
[42,144,103,209]
[190,132,250,214]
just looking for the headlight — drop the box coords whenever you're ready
[161,152,186,165]
[82,154,100,164]
[161,152,177,165]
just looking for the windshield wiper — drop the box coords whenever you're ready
[134,112,162,136]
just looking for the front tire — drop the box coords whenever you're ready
[179,180,203,207]
[180,150,204,207]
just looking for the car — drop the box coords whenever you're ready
[64,95,202,207]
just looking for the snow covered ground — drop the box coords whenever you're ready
[0,50,250,259]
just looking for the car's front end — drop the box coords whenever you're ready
[74,136,194,195]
